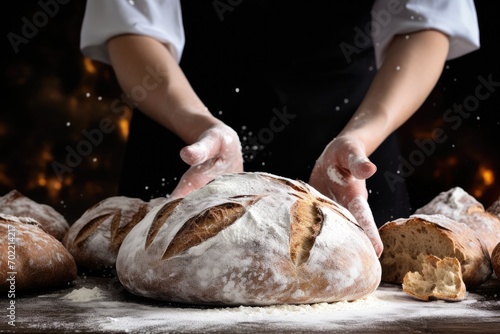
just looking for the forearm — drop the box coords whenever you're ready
[339,30,450,155]
[107,34,220,144]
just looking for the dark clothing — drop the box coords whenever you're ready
[118,1,411,226]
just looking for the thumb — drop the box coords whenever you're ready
[179,131,220,166]
[348,154,377,180]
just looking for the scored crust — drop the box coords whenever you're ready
[0,190,69,241]
[63,196,149,272]
[415,187,500,255]
[379,214,492,288]
[116,172,381,306]
[0,214,77,291]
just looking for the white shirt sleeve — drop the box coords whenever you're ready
[371,0,480,68]
[80,0,185,64]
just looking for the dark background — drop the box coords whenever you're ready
[2,1,499,223]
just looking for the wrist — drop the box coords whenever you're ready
[168,105,222,144]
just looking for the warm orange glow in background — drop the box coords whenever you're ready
[2,1,499,223]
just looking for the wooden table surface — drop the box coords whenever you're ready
[2,275,499,333]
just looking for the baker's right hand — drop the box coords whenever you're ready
[170,123,243,199]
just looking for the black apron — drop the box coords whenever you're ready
[118,1,411,226]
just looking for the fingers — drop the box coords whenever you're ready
[180,125,239,167]
[180,133,219,166]
[347,196,384,257]
[335,139,376,180]
[348,154,377,180]
[169,167,210,199]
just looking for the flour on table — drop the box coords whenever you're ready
[62,287,104,302]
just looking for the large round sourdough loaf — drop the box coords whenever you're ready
[415,187,500,255]
[379,214,492,288]
[63,196,168,272]
[116,172,381,305]
[0,214,77,291]
[0,190,69,241]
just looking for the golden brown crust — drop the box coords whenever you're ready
[379,214,492,288]
[0,190,69,241]
[145,198,183,250]
[63,196,148,271]
[0,214,77,291]
[289,200,323,267]
[415,187,500,255]
[162,202,247,260]
[116,172,381,305]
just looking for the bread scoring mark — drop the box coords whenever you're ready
[316,197,359,227]
[112,204,148,251]
[145,198,183,250]
[264,173,359,228]
[109,212,123,244]
[162,202,247,260]
[289,199,324,266]
[261,174,309,194]
[74,213,114,246]
[7,189,23,201]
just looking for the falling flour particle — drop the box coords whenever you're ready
[62,287,104,302]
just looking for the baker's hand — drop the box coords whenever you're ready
[309,136,383,257]
[170,124,243,198]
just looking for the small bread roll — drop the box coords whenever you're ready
[403,256,466,301]
[0,214,77,291]
[415,187,500,255]
[491,242,500,278]
[117,172,381,305]
[0,190,69,241]
[63,196,150,272]
[379,214,492,288]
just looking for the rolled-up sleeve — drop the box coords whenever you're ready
[81,0,185,64]
[372,0,480,68]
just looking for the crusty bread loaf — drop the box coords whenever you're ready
[491,242,500,279]
[379,214,491,288]
[415,187,500,255]
[487,198,500,218]
[402,255,466,301]
[0,214,77,291]
[63,196,151,272]
[116,172,381,306]
[0,190,69,241]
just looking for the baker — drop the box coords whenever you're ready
[80,0,479,255]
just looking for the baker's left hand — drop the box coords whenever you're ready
[309,135,383,257]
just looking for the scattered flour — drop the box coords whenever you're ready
[92,288,499,333]
[62,287,104,302]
